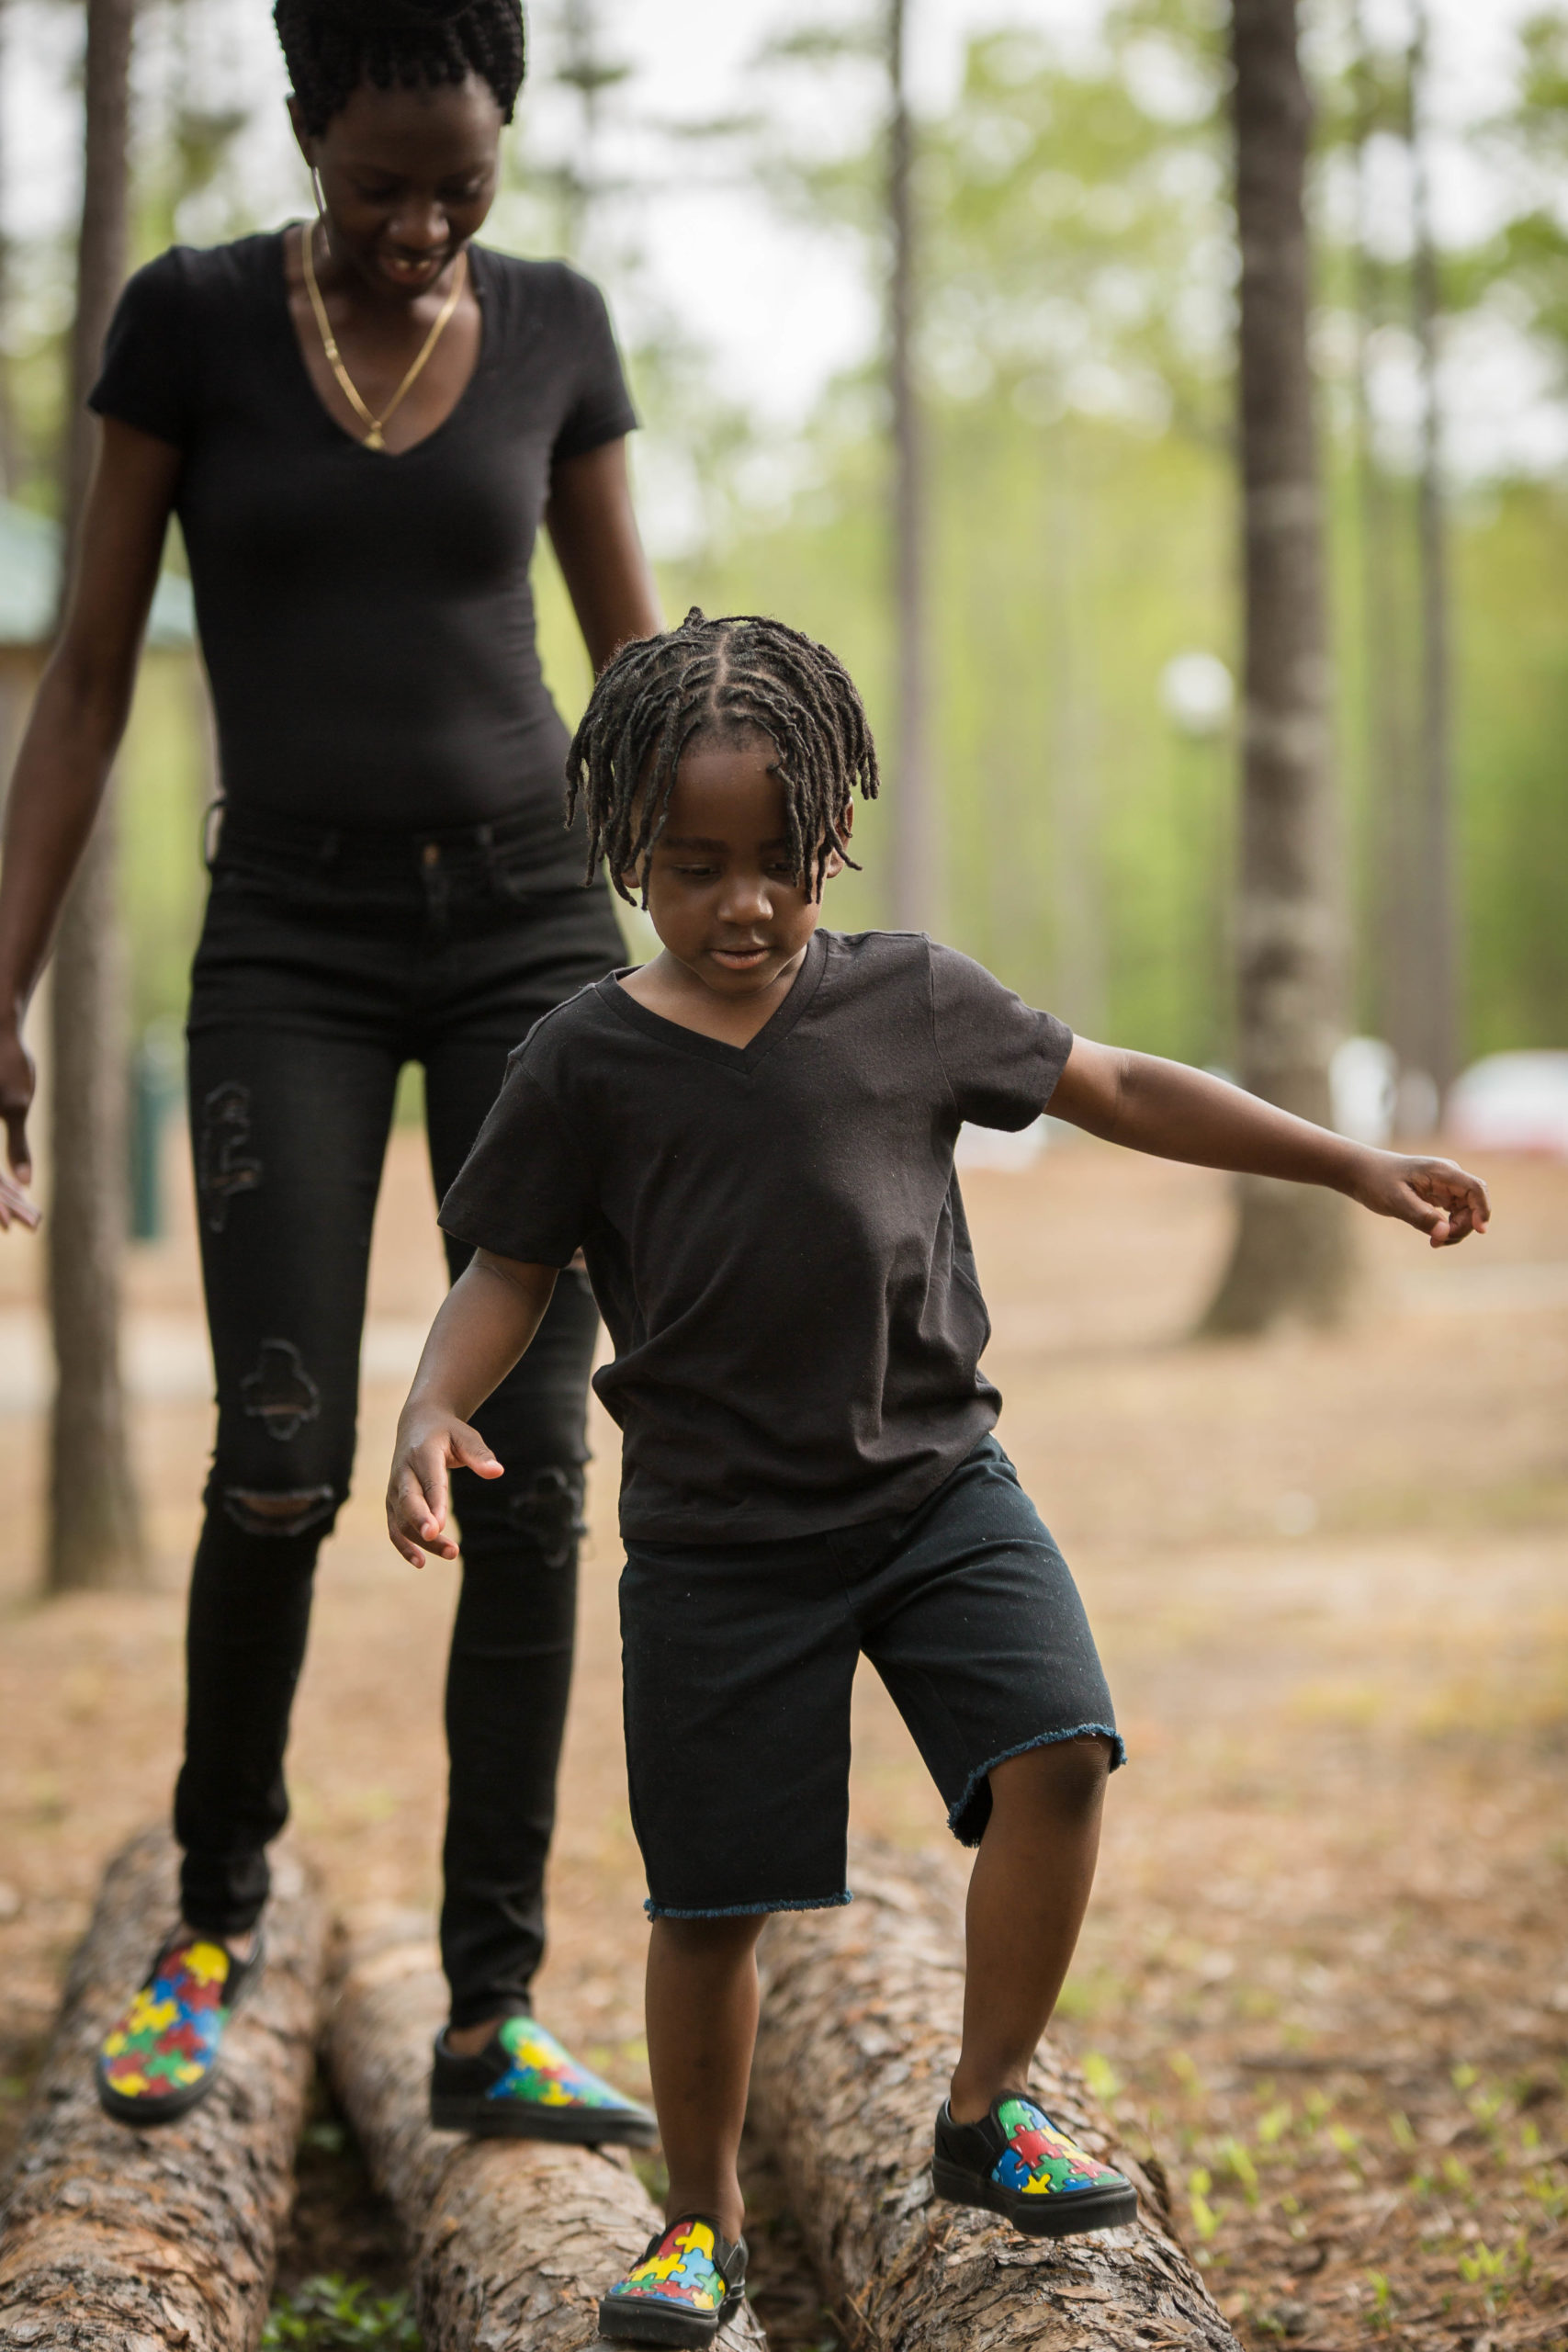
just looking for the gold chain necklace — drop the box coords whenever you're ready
[300,220,468,452]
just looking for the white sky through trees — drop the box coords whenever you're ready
[0,0,1557,475]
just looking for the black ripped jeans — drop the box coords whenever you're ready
[178,804,624,2026]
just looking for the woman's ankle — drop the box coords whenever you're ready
[179,1919,258,1962]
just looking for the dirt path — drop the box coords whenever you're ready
[1,1136,1563,2349]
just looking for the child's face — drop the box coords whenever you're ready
[634,734,848,999]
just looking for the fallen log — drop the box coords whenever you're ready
[750,1844,1241,2352]
[0,1826,327,2352]
[326,1915,765,2351]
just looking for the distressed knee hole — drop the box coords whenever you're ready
[197,1081,262,1234]
[241,1340,321,1442]
[502,1466,586,1569]
[221,1485,337,1538]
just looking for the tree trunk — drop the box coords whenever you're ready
[46,0,145,1591]
[1350,9,1420,1090]
[1200,0,1352,1337]
[1407,0,1458,1106]
[886,0,934,933]
[1044,431,1105,1035]
[0,1828,327,2351]
[325,1915,766,2351]
[750,1846,1239,2352]
[0,0,19,496]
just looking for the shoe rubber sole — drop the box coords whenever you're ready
[595,2287,740,2346]
[96,2069,222,2126]
[430,2094,659,2146]
[931,2156,1138,2237]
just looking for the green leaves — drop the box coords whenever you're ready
[262,2277,420,2352]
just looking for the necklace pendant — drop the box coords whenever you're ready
[364,426,386,451]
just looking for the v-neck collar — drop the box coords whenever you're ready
[276,225,491,460]
[597,932,828,1072]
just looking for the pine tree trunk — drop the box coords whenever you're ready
[1407,0,1458,1103]
[0,1829,327,2350]
[326,1915,766,2351]
[886,0,934,933]
[46,0,145,1591]
[750,1846,1239,2352]
[1200,0,1352,1337]
[0,0,19,496]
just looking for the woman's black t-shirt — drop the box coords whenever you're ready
[90,232,637,865]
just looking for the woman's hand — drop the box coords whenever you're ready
[0,1021,39,1232]
[1344,1148,1490,1248]
[386,1404,503,1567]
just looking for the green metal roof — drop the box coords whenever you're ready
[0,497,195,650]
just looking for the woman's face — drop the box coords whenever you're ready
[289,75,503,299]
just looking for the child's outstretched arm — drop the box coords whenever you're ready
[386,1252,560,1566]
[1050,1038,1489,1249]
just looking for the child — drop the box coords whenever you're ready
[387,611,1488,2348]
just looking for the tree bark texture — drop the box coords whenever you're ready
[1201,0,1353,1336]
[1406,0,1458,1101]
[886,0,935,933]
[325,1916,766,2352]
[0,1828,327,2352]
[750,1848,1239,2352]
[46,0,145,1591]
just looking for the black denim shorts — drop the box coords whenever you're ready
[619,1436,1122,1919]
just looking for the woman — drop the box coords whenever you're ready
[0,0,661,2138]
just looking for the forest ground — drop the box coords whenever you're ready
[0,1131,1563,2352]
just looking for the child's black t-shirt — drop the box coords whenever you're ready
[440,930,1072,1543]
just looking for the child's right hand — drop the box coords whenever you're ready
[387,1407,504,1568]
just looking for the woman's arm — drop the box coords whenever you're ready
[1051,1035,1489,1248]
[387,1251,560,1566]
[545,437,661,674]
[0,416,182,1226]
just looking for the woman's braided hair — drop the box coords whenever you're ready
[275,0,525,136]
[567,610,880,906]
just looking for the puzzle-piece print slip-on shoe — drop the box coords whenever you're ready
[429,2012,657,2144]
[96,1931,263,2124]
[932,2093,1139,2236]
[598,2216,748,2348]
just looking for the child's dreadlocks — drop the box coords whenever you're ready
[567,610,880,906]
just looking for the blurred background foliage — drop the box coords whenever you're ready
[2,0,1566,1073]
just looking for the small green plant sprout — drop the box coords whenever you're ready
[1387,2109,1417,2154]
[1440,2152,1473,2196]
[1257,2100,1292,2147]
[1168,2049,1202,2090]
[1366,2268,1394,2333]
[1217,2136,1260,2205]
[1081,2051,1122,2102]
[1187,2166,1222,2242]
[262,2276,420,2352]
[1456,2238,1519,2306]
[1303,2088,1331,2132]
[1524,2167,1568,2224]
[1451,2062,1479,2093]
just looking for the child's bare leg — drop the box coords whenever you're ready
[949,1736,1111,2123]
[647,1914,769,2240]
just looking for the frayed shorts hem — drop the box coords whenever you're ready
[948,1721,1126,1849]
[644,1890,854,1921]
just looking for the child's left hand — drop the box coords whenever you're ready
[1346,1149,1490,1247]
